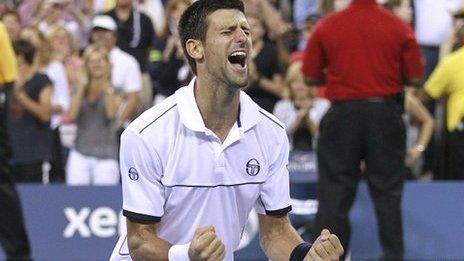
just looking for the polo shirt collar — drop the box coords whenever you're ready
[175,77,261,134]
[351,0,377,5]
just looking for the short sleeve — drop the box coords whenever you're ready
[302,25,326,80]
[123,57,142,93]
[424,59,451,99]
[254,136,292,216]
[401,27,424,79]
[39,73,52,87]
[120,129,165,222]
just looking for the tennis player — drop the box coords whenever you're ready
[110,0,344,260]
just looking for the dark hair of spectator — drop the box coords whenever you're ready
[14,39,36,65]
[0,8,21,24]
[178,0,245,75]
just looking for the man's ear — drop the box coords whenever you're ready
[185,39,204,61]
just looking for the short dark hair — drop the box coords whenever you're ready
[178,0,245,75]
[14,39,36,65]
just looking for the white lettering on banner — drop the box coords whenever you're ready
[63,207,92,238]
[63,207,124,238]
[89,207,118,238]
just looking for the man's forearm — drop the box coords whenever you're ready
[127,220,171,261]
[259,215,303,261]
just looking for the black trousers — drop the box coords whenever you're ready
[315,100,405,260]
[0,86,31,260]
[0,168,32,260]
[49,127,65,183]
[11,163,43,183]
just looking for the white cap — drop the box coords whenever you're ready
[92,15,117,32]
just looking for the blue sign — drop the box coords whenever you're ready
[0,181,463,260]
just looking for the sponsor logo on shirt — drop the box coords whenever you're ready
[128,167,139,181]
[246,159,260,176]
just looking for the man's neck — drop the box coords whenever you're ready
[115,6,132,21]
[194,75,240,142]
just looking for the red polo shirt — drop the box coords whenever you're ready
[302,0,424,101]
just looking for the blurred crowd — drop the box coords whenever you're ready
[1,0,464,185]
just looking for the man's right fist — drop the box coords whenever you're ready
[188,226,226,261]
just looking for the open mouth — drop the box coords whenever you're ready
[228,51,247,70]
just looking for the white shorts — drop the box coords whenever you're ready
[66,150,120,185]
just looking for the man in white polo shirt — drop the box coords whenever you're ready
[110,0,344,260]
[90,15,142,126]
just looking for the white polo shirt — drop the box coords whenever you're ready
[110,47,142,93]
[111,78,291,261]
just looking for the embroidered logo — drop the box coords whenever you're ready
[128,167,139,181]
[246,159,260,176]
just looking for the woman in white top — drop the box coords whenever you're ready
[66,45,122,185]
[273,61,330,151]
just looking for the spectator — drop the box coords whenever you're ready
[273,61,330,151]
[441,5,464,58]
[8,39,53,183]
[153,0,192,104]
[302,0,424,259]
[20,26,53,72]
[413,0,464,178]
[105,0,156,111]
[0,21,32,261]
[383,0,435,178]
[417,40,464,180]
[0,9,21,42]
[46,25,76,182]
[31,0,89,49]
[137,0,167,37]
[244,0,290,39]
[244,11,286,113]
[66,45,121,185]
[90,15,142,127]
[21,25,71,182]
[403,88,434,174]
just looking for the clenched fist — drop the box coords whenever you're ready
[305,229,344,261]
[188,226,226,261]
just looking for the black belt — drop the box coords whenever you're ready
[332,94,401,105]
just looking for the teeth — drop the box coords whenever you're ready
[231,51,246,57]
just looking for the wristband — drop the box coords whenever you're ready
[168,242,191,261]
[290,242,312,261]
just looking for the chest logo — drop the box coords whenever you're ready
[128,167,139,181]
[246,159,260,176]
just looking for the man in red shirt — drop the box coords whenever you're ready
[302,0,424,259]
